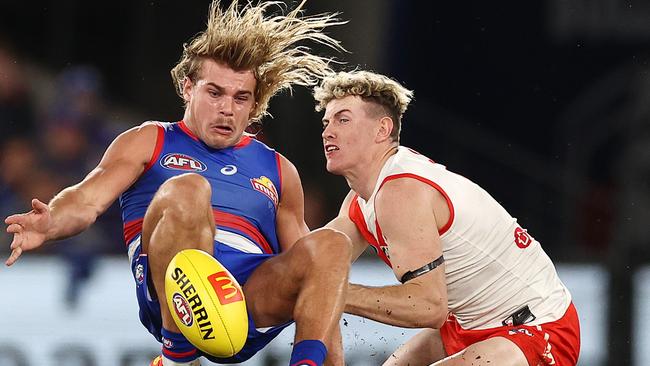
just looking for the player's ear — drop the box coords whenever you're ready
[376,116,394,143]
[182,77,194,103]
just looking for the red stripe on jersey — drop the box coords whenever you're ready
[142,124,165,174]
[123,218,144,244]
[348,195,392,267]
[379,173,455,235]
[275,153,282,197]
[178,120,199,141]
[213,209,273,254]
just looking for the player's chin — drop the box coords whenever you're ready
[206,135,236,149]
[325,161,344,175]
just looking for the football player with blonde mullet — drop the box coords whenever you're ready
[5,1,352,365]
[315,70,580,366]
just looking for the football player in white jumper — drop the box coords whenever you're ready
[314,70,580,366]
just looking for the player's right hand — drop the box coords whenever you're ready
[5,198,52,266]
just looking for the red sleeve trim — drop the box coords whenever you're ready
[347,195,392,266]
[347,195,379,246]
[142,124,165,174]
[275,153,283,199]
[379,173,455,236]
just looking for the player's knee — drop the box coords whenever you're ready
[300,228,352,266]
[162,173,211,198]
[154,173,211,210]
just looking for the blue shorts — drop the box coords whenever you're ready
[129,235,292,363]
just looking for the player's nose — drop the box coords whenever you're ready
[219,96,235,116]
[321,123,334,140]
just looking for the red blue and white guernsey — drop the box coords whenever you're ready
[120,120,282,285]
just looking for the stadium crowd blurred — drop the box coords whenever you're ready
[0,38,126,306]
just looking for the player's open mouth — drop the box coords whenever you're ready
[211,125,234,135]
[324,144,339,156]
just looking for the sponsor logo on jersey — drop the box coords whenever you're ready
[220,164,238,175]
[250,176,279,206]
[171,267,216,340]
[208,271,244,305]
[160,153,207,172]
[508,328,534,337]
[514,227,533,249]
[135,264,145,285]
[172,293,194,326]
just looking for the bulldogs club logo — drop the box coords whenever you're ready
[160,153,207,172]
[134,264,145,285]
[172,293,194,326]
[514,227,533,249]
[250,176,279,206]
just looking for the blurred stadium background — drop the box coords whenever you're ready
[1,0,649,365]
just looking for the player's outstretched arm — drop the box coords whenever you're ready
[4,123,159,266]
[345,178,448,329]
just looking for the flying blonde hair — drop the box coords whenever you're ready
[171,0,346,122]
[314,70,413,142]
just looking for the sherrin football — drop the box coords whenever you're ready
[165,249,248,357]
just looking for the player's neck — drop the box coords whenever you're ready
[346,145,398,200]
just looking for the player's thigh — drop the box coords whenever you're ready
[242,228,349,328]
[434,337,528,366]
[384,328,447,366]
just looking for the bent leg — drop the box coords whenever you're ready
[141,173,216,333]
[434,337,529,366]
[243,228,352,365]
[384,328,446,366]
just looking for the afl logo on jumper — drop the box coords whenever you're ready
[161,153,207,172]
[251,176,279,206]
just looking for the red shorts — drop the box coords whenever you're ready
[440,303,580,365]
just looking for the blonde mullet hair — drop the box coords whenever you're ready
[171,0,346,121]
[314,70,413,142]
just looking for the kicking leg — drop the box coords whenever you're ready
[384,328,447,366]
[243,228,352,365]
[433,337,529,366]
[141,173,215,362]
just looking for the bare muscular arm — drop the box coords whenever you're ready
[5,123,159,265]
[344,179,449,329]
[275,154,310,251]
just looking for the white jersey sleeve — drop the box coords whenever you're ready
[348,146,572,329]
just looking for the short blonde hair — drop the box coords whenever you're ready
[171,0,345,122]
[314,70,413,141]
